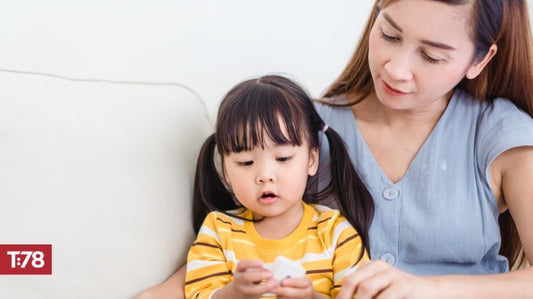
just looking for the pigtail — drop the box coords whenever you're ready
[192,134,237,233]
[320,127,374,260]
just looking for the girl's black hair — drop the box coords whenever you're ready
[192,75,375,257]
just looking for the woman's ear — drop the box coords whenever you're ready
[466,44,498,79]
[308,147,319,176]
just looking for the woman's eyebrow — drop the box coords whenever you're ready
[383,12,402,32]
[420,39,457,50]
[383,12,457,51]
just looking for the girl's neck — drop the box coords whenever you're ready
[252,204,305,239]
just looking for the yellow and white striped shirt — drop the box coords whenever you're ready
[185,203,368,298]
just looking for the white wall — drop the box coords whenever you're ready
[0,0,373,114]
[1,1,532,114]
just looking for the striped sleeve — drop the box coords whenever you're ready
[185,212,231,299]
[325,211,369,298]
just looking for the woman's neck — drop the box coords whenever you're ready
[349,90,453,183]
[352,91,452,129]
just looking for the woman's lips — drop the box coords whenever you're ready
[382,80,408,96]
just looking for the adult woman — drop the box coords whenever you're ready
[322,0,533,298]
[138,0,533,298]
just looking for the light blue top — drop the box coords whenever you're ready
[315,89,533,275]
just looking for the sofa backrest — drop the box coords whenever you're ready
[0,70,212,298]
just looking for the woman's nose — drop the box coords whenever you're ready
[384,49,414,81]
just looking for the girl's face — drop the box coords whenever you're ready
[223,131,318,222]
[368,0,489,111]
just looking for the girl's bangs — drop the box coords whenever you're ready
[217,92,306,156]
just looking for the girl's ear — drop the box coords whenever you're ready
[466,44,498,79]
[308,147,319,176]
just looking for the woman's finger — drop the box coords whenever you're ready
[336,260,392,299]
[354,271,393,299]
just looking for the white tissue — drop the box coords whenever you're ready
[262,256,306,297]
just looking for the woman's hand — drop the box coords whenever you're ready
[214,259,276,299]
[134,264,186,299]
[135,282,184,299]
[336,260,439,299]
[274,276,327,299]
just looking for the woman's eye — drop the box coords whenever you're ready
[237,161,253,166]
[421,52,442,64]
[380,30,400,43]
[277,156,292,162]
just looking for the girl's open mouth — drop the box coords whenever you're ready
[259,192,278,204]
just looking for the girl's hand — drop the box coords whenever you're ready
[336,260,438,299]
[274,276,327,299]
[214,259,276,299]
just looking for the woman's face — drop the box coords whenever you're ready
[368,0,480,111]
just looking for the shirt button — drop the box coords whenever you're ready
[380,253,395,265]
[382,188,399,200]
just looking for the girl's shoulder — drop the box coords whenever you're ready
[308,204,360,247]
[201,209,248,229]
[309,204,352,231]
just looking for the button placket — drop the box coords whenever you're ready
[380,253,396,265]
[382,187,399,200]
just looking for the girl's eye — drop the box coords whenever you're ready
[421,51,442,64]
[237,161,253,166]
[380,30,400,43]
[277,156,293,162]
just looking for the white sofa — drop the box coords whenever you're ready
[0,69,212,298]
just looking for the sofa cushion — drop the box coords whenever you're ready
[0,70,212,298]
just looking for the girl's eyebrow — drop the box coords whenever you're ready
[383,12,457,51]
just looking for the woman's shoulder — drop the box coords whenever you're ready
[314,94,349,109]
[451,89,533,132]
[454,88,531,120]
[456,89,533,171]
[474,93,533,136]
[313,95,353,123]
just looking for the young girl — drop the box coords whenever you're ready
[185,75,374,299]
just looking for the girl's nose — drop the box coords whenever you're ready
[256,172,275,184]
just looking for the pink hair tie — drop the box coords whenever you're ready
[321,124,329,133]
